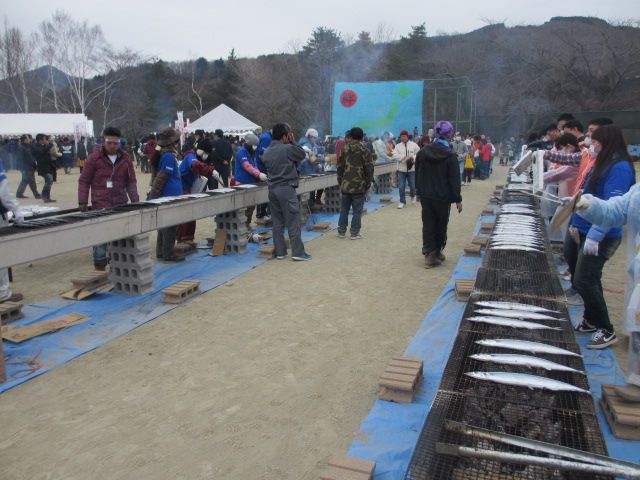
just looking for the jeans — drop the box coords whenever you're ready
[269,185,305,257]
[41,173,54,199]
[420,197,451,255]
[564,231,621,332]
[338,192,365,235]
[397,170,415,204]
[93,243,108,267]
[458,159,464,177]
[16,170,39,197]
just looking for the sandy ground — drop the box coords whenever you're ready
[0,164,631,479]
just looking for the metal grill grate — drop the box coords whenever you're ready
[474,268,565,300]
[405,392,611,480]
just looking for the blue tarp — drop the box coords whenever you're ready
[1,196,393,393]
[332,81,424,137]
[348,209,640,478]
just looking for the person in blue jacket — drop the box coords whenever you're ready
[256,129,272,220]
[234,133,267,228]
[566,125,635,349]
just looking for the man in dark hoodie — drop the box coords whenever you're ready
[415,121,463,269]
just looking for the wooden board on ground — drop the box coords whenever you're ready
[257,245,275,259]
[2,313,90,343]
[0,301,24,324]
[378,356,423,403]
[70,271,110,290]
[479,222,495,234]
[482,207,495,215]
[379,196,392,203]
[161,280,200,304]
[61,283,113,300]
[312,221,332,231]
[601,385,640,439]
[209,229,227,257]
[320,454,375,480]
[455,279,475,301]
[464,244,482,257]
[471,236,489,248]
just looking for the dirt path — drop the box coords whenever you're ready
[0,164,629,479]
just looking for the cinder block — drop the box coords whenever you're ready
[113,278,153,295]
[455,279,475,301]
[0,301,24,324]
[479,222,495,234]
[161,280,200,304]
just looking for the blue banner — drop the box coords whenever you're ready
[332,81,424,137]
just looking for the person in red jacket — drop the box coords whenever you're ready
[78,126,139,270]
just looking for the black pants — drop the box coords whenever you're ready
[156,226,177,259]
[463,168,473,183]
[563,231,621,332]
[420,197,451,255]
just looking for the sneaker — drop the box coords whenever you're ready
[425,251,442,269]
[16,194,28,199]
[275,255,287,260]
[574,319,597,333]
[350,234,362,240]
[337,232,346,239]
[587,329,618,349]
[397,203,405,209]
[411,196,417,205]
[292,253,312,261]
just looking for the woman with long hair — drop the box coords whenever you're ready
[566,125,636,349]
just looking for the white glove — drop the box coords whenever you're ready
[13,210,25,225]
[212,170,220,181]
[583,238,599,256]
[258,172,268,182]
[575,196,591,210]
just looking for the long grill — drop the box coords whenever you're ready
[405,175,610,479]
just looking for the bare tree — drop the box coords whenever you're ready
[373,23,396,43]
[0,19,35,112]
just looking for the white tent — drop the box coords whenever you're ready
[185,104,260,135]
[0,113,94,137]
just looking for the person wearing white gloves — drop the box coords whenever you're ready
[565,125,635,349]
[234,133,267,229]
[576,183,640,386]
[0,162,25,303]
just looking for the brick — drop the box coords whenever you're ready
[471,236,489,247]
[455,279,475,301]
[0,301,24,324]
[379,356,423,403]
[70,271,110,289]
[479,222,495,233]
[464,244,482,257]
[161,280,200,304]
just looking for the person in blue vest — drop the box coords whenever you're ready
[148,128,185,262]
[256,128,272,220]
[234,133,267,229]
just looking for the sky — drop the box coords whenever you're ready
[5,0,640,62]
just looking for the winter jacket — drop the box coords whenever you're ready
[78,148,139,209]
[451,140,468,160]
[142,139,157,158]
[211,138,233,170]
[179,152,215,191]
[415,141,462,204]
[17,143,36,171]
[337,140,374,194]
[34,143,56,176]
[234,146,260,184]
[393,141,420,172]
[481,143,493,161]
[256,131,272,172]
[570,155,635,241]
[262,140,305,188]
[372,139,392,164]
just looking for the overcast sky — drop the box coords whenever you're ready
[6,0,640,62]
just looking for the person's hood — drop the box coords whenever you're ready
[422,143,454,163]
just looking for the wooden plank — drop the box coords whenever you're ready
[312,221,332,231]
[379,386,415,404]
[600,397,640,440]
[464,244,482,257]
[2,313,90,343]
[602,385,640,426]
[209,229,227,257]
[328,455,375,475]
[471,236,489,247]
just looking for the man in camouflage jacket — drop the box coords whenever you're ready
[336,127,374,239]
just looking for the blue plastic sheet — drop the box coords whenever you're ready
[1,196,392,393]
[348,210,640,478]
[332,81,424,137]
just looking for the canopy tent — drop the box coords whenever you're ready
[185,104,260,135]
[0,113,94,138]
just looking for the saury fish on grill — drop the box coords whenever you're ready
[469,353,584,374]
[474,308,564,321]
[490,245,544,252]
[476,339,581,357]
[473,301,560,314]
[467,316,562,330]
[465,371,591,394]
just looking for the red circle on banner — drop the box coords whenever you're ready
[340,89,358,108]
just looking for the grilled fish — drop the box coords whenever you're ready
[474,308,564,321]
[469,353,584,374]
[490,245,544,252]
[476,338,581,357]
[465,371,591,394]
[468,316,562,330]
[474,301,560,314]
